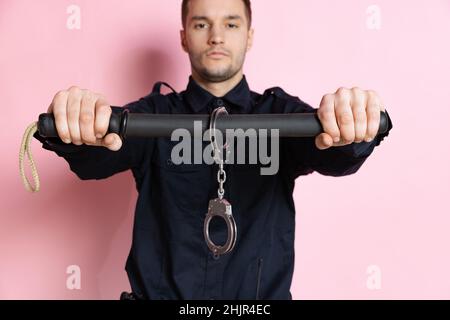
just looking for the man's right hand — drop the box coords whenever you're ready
[48,86,122,151]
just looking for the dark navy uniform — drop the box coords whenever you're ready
[34,75,393,299]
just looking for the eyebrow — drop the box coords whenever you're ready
[190,15,244,22]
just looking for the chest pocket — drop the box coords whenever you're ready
[152,138,207,171]
[151,138,211,216]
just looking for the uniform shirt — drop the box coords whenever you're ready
[34,75,393,299]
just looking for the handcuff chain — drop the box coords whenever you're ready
[209,106,230,199]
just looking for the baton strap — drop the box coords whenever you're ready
[19,122,40,193]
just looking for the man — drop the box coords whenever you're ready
[35,0,393,299]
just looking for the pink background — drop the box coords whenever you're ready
[1,0,449,299]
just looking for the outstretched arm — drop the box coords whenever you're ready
[281,87,393,178]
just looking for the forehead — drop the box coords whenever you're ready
[187,0,246,19]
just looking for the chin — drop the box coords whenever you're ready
[202,64,229,75]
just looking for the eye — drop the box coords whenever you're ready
[194,23,208,29]
[227,23,239,29]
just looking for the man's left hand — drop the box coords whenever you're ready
[315,87,386,150]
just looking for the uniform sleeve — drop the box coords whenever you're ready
[33,97,156,181]
[278,91,394,179]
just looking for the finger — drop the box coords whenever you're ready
[318,94,340,143]
[350,87,367,143]
[101,133,122,151]
[52,91,71,144]
[335,88,354,144]
[365,91,381,142]
[94,97,111,139]
[79,92,97,144]
[315,133,334,150]
[67,87,83,145]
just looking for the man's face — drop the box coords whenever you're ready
[181,0,254,83]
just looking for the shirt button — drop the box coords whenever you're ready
[216,99,224,106]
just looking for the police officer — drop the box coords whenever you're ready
[35,0,393,299]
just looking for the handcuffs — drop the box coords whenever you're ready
[203,106,237,258]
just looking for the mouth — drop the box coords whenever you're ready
[207,51,229,58]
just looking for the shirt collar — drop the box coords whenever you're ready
[183,75,252,113]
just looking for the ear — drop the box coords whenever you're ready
[246,28,254,52]
[180,29,188,53]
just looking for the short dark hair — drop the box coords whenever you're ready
[181,0,252,30]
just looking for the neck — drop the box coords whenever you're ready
[191,70,244,97]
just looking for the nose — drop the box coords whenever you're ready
[208,25,225,46]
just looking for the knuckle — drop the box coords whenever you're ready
[69,127,80,138]
[368,109,380,118]
[336,87,349,95]
[318,109,334,121]
[66,105,79,118]
[83,98,99,113]
[82,90,95,101]
[95,124,108,136]
[95,93,107,100]
[68,86,82,95]
[79,111,94,123]
[67,107,81,120]
[354,111,367,122]
[81,133,96,144]
[338,112,353,125]
[366,90,379,102]
[351,88,365,102]
[52,107,64,117]
[68,85,80,91]
[351,87,365,97]
[97,103,111,113]
[319,94,334,107]
[336,93,351,104]
[54,90,66,100]
[322,93,334,101]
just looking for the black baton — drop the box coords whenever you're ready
[37,109,390,139]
